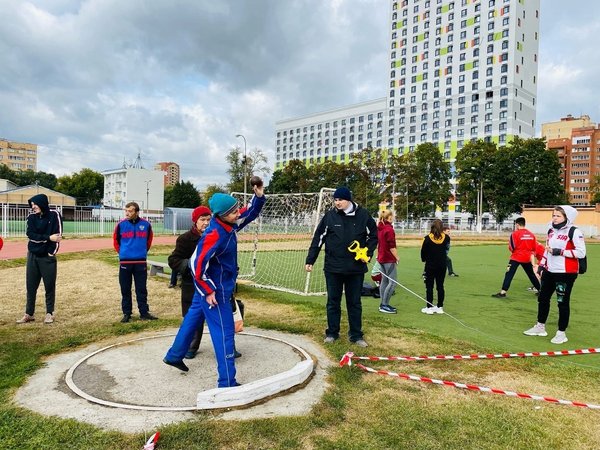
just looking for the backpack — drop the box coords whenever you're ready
[548,226,587,274]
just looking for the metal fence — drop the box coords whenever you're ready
[0,204,190,238]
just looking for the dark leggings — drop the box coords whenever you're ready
[425,266,446,308]
[537,271,577,331]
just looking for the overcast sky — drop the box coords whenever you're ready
[1,0,599,190]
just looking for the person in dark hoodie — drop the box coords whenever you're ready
[305,187,378,348]
[17,193,63,324]
[113,201,158,323]
[167,205,211,359]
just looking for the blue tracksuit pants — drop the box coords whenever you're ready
[165,290,236,388]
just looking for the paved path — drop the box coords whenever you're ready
[0,236,177,260]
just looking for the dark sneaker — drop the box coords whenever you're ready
[234,350,242,358]
[140,313,158,320]
[120,314,131,323]
[378,305,397,314]
[449,273,459,277]
[163,358,189,372]
[491,292,506,298]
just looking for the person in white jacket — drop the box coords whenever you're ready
[523,205,586,344]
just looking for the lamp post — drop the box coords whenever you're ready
[145,180,151,212]
[236,134,247,200]
[470,166,482,234]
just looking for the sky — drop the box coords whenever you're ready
[1,0,599,190]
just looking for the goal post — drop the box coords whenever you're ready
[231,188,335,296]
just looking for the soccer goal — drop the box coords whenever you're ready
[231,188,335,296]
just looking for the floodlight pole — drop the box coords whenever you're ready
[236,134,247,200]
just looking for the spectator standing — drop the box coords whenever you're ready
[168,206,211,359]
[523,206,586,344]
[377,210,398,314]
[164,186,265,387]
[17,194,63,324]
[420,219,449,315]
[305,187,378,347]
[491,217,540,298]
[113,201,158,323]
[443,226,459,277]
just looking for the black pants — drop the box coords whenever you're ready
[181,281,204,353]
[119,263,150,316]
[425,265,445,308]
[537,271,577,331]
[501,260,541,292]
[446,256,454,275]
[25,252,57,316]
[324,271,364,342]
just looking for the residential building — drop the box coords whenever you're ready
[275,0,541,172]
[102,167,165,211]
[0,139,38,171]
[547,125,600,206]
[154,162,180,187]
[542,114,594,142]
[275,99,386,170]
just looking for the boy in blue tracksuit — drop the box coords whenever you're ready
[164,185,265,388]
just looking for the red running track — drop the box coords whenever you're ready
[0,236,177,261]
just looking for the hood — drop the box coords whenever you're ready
[560,205,578,224]
[28,194,50,213]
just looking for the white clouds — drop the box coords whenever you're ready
[0,0,599,188]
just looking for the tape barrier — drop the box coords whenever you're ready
[339,350,600,409]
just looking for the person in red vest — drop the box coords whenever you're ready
[491,217,540,298]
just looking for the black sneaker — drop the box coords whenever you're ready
[449,273,459,277]
[491,292,506,298]
[234,350,242,358]
[120,314,131,323]
[163,358,189,372]
[140,313,158,320]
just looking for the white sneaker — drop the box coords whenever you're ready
[550,331,568,344]
[523,323,547,337]
[421,307,435,315]
[44,313,54,324]
[433,307,444,314]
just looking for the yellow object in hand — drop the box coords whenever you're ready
[347,240,369,262]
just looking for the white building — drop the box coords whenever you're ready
[275,0,540,169]
[102,168,165,211]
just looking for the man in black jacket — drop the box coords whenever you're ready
[17,193,63,324]
[305,187,377,347]
[168,206,211,359]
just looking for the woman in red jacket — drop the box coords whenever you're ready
[376,210,398,314]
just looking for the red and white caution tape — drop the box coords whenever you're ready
[339,351,600,409]
[341,347,600,363]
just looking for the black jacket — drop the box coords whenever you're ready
[421,232,450,270]
[306,203,378,274]
[168,227,202,286]
[26,194,62,256]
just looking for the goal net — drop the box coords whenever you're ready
[231,188,335,296]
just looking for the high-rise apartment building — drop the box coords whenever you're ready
[275,0,540,170]
[547,124,600,206]
[388,0,539,158]
[0,138,38,171]
[154,161,180,187]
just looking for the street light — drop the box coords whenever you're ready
[470,166,482,234]
[145,180,151,212]
[236,134,247,200]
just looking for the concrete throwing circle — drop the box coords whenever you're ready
[65,331,314,411]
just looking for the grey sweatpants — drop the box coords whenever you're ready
[379,262,397,306]
[25,252,58,316]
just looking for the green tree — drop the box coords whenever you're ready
[350,147,390,212]
[590,175,600,204]
[203,184,226,202]
[163,181,202,208]
[9,169,58,190]
[267,160,310,193]
[227,147,270,193]
[455,139,497,217]
[55,168,103,205]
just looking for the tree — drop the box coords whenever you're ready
[55,168,103,205]
[203,184,226,202]
[350,147,390,212]
[226,147,270,193]
[455,139,497,217]
[163,181,202,208]
[393,143,451,218]
[267,160,310,193]
[590,175,600,204]
[0,166,58,190]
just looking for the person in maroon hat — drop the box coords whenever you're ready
[168,205,211,358]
